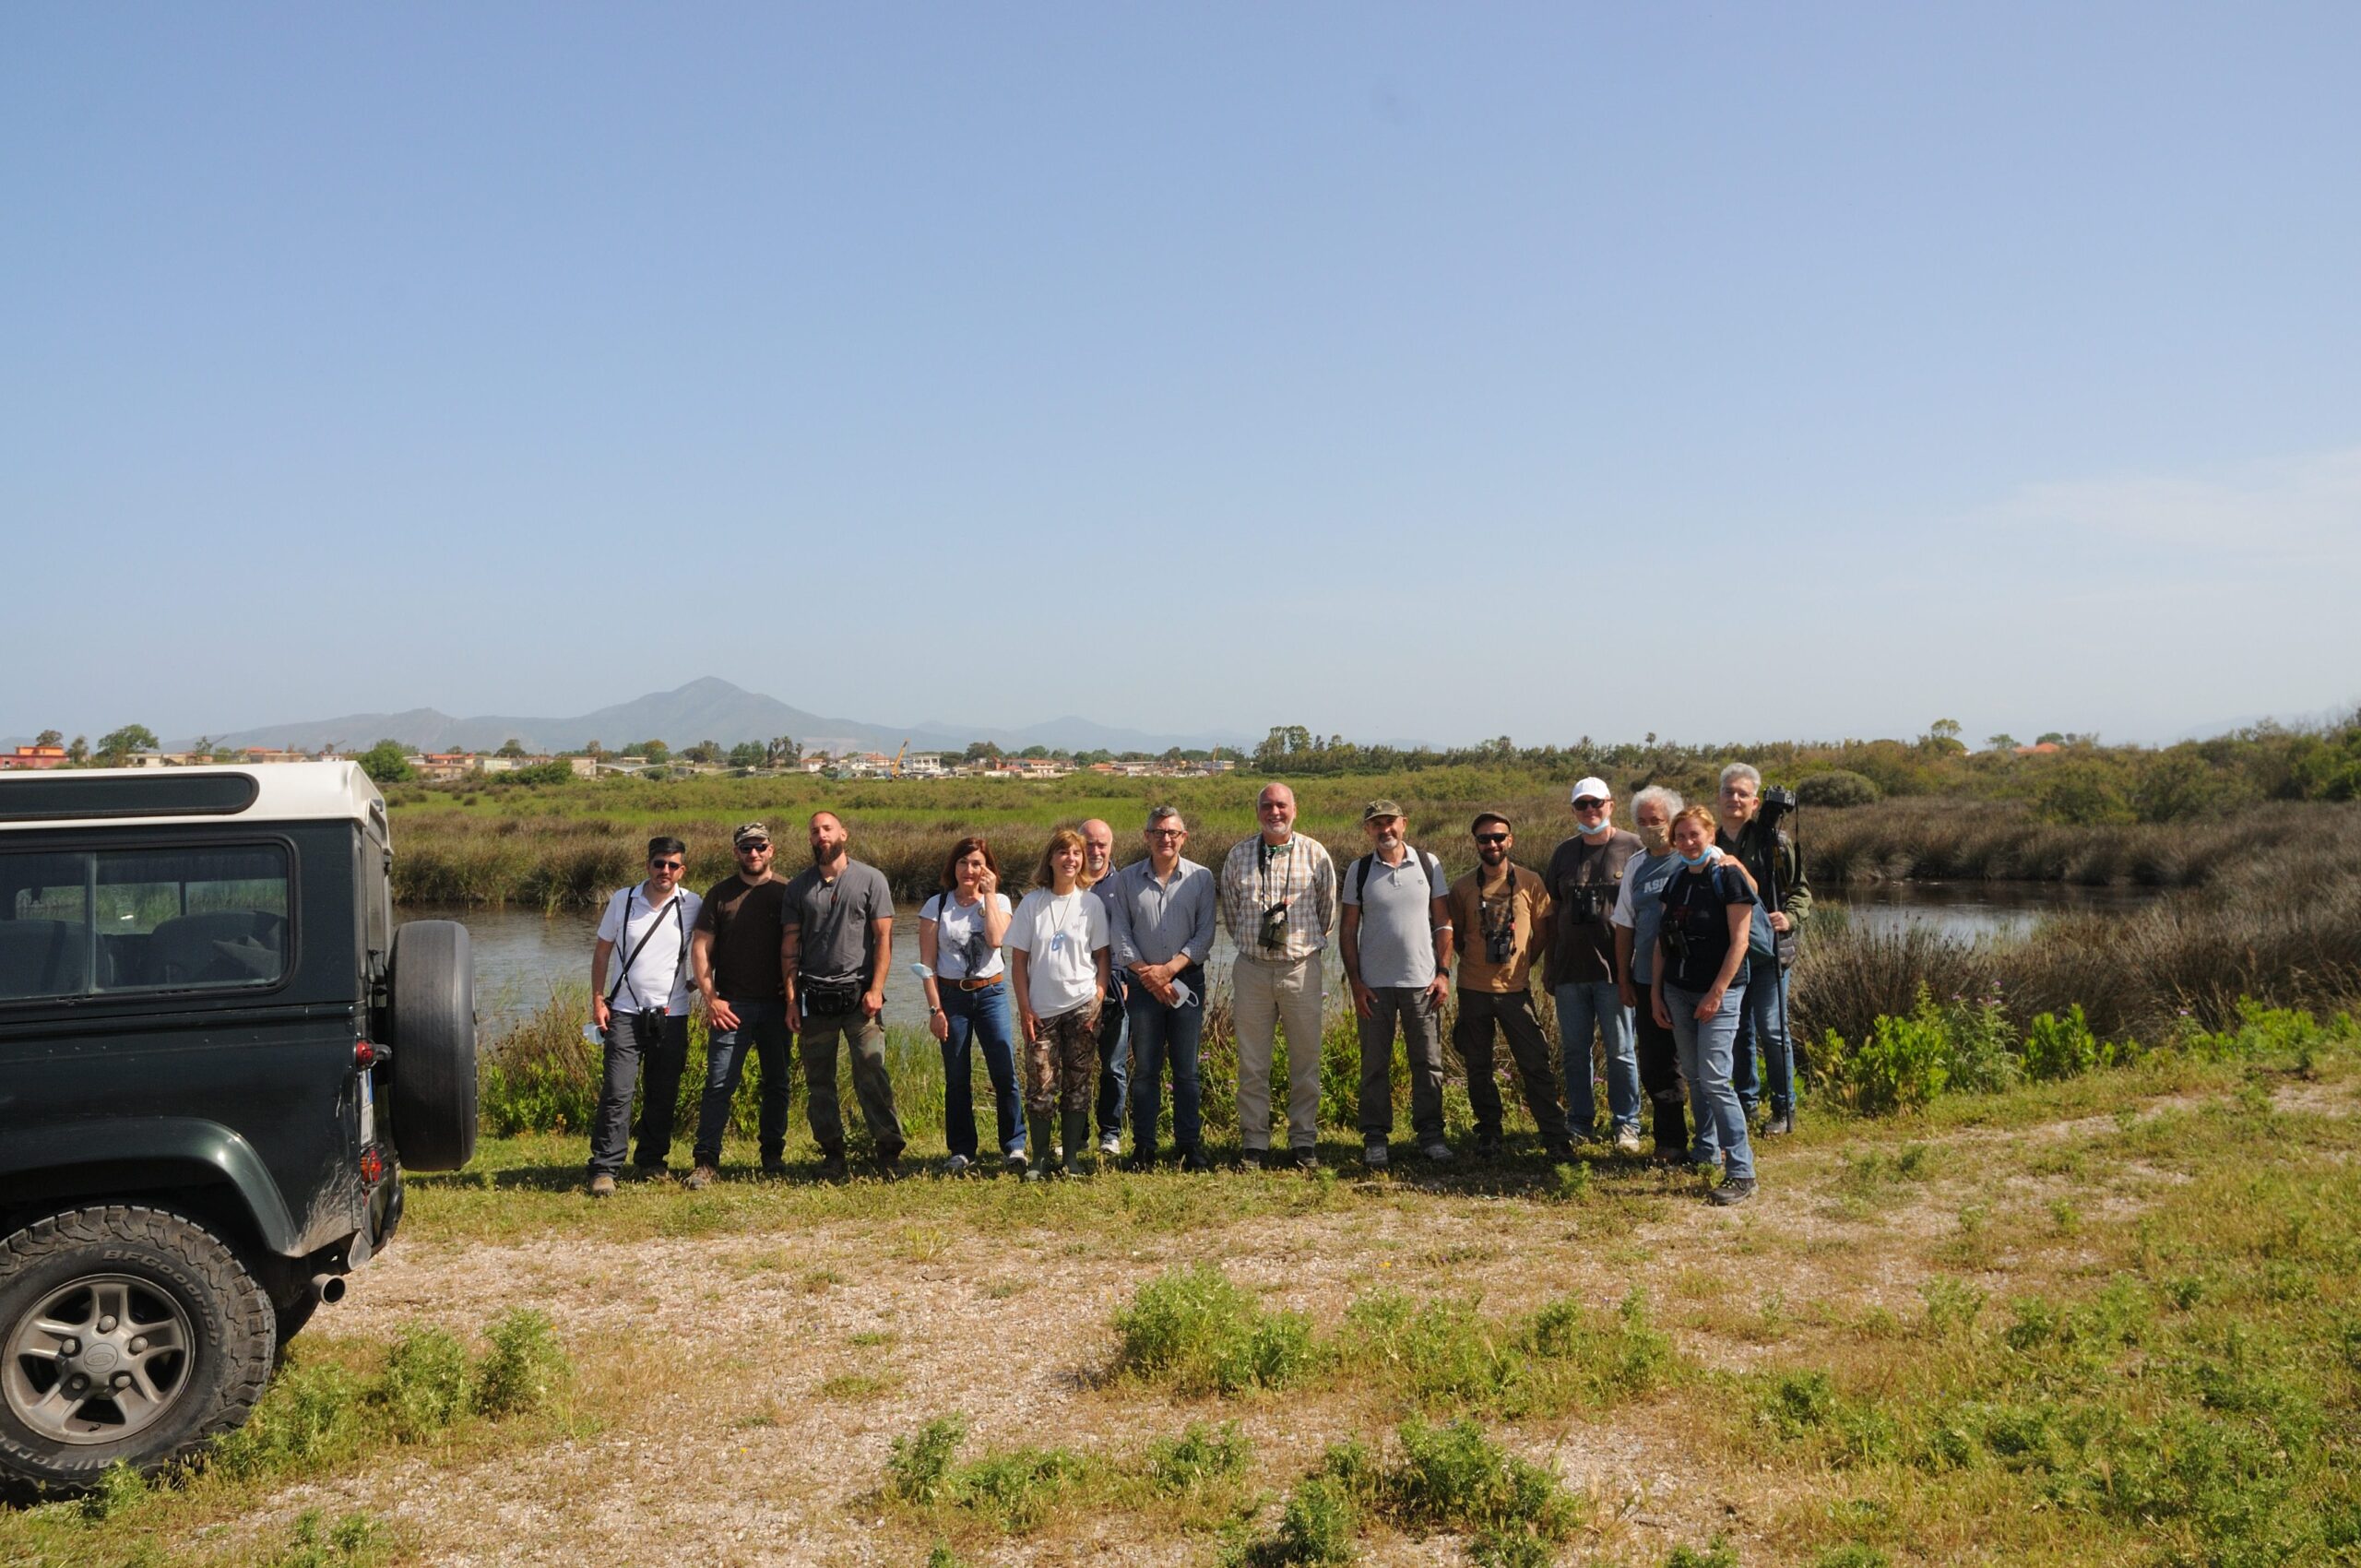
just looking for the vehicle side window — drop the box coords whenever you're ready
[0,853,93,1001]
[0,845,291,1000]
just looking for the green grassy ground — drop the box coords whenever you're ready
[11,1007,2357,1567]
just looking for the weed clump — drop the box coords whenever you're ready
[888,1415,968,1504]
[474,1308,572,1418]
[378,1324,473,1441]
[1113,1265,1320,1394]
[1146,1421,1252,1494]
[883,1414,1103,1534]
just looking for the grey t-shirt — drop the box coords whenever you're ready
[782,860,895,984]
[1342,848,1444,990]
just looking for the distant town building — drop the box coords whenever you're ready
[0,746,68,771]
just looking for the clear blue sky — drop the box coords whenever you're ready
[6,4,2357,748]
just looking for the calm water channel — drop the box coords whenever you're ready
[420,880,2166,1039]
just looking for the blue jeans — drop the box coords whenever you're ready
[1664,983,1754,1182]
[940,979,1024,1159]
[692,998,791,1167]
[1095,970,1131,1140]
[1730,967,1795,1118]
[1125,964,1205,1158]
[1555,980,1641,1136]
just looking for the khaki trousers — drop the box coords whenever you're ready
[1231,955,1324,1151]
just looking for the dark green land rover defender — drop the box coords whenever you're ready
[0,763,476,1490]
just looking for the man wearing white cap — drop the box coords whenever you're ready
[1540,778,1645,1151]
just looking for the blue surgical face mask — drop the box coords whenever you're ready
[1576,815,1611,837]
[1677,849,1713,868]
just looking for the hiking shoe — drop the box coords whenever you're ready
[816,1151,849,1182]
[1180,1147,1214,1173]
[587,1173,616,1198]
[684,1164,718,1192]
[876,1144,905,1179]
[1291,1147,1321,1172]
[940,1153,972,1177]
[1710,1176,1758,1207]
[1097,1130,1122,1157]
[1762,1110,1796,1136]
[1614,1127,1643,1156]
[1023,1162,1048,1183]
[761,1159,790,1180]
[1420,1142,1454,1165]
[1473,1134,1504,1161]
[1362,1139,1391,1170]
[1540,1137,1575,1163]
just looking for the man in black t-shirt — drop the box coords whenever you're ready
[685,822,792,1187]
[1539,777,1644,1149]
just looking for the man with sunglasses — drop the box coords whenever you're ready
[1446,814,1574,1162]
[1541,778,1645,1152]
[586,837,704,1195]
[685,822,794,1189]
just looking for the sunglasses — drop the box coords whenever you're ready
[736,841,771,853]
[1473,832,1510,845]
[1573,799,1608,810]
[648,859,684,870]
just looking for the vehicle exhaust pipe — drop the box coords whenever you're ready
[309,1273,348,1305]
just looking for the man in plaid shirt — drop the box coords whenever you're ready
[1217,782,1339,1169]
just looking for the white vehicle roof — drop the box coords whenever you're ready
[0,762,389,837]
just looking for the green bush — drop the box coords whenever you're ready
[1232,1474,1359,1566]
[888,1415,967,1504]
[1146,1421,1252,1493]
[1818,997,1951,1115]
[1378,1419,1582,1542]
[1113,1264,1321,1395]
[474,1309,572,1418]
[211,1362,367,1479]
[377,1325,473,1442]
[2023,1004,2109,1080]
[1797,769,1881,809]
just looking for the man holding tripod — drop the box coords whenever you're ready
[1714,764,1811,1134]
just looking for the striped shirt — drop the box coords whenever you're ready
[1218,832,1338,963]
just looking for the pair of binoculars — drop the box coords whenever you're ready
[1259,902,1290,951]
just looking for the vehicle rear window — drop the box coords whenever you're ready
[0,845,291,1001]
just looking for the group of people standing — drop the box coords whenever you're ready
[580,766,1808,1206]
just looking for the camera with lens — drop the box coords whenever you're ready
[1759,784,1799,827]
[1259,902,1290,952]
[1484,926,1516,965]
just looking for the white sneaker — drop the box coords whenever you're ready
[1363,1140,1390,1169]
[1614,1127,1643,1155]
[1097,1131,1121,1157]
[939,1153,971,1176]
[1421,1142,1454,1164]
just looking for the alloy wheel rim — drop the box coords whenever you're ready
[4,1274,196,1444]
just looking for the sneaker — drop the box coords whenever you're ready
[1710,1176,1758,1207]
[1614,1127,1643,1156]
[1023,1163,1048,1184]
[1362,1139,1391,1170]
[876,1144,905,1179]
[816,1151,849,1182]
[1291,1146,1321,1172]
[1762,1110,1796,1136]
[684,1164,718,1192]
[587,1173,616,1198]
[1124,1149,1159,1173]
[1240,1147,1271,1171]
[1180,1148,1214,1173]
[1473,1134,1503,1161]
[1097,1130,1122,1157]
[940,1153,972,1176]
[761,1159,790,1179]
[1005,1149,1029,1177]
[1420,1142,1454,1165]
[1541,1138,1575,1163]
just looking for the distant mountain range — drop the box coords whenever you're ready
[136,678,1261,757]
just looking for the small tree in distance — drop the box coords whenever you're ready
[357,740,414,784]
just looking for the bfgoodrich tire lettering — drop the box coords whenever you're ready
[0,1206,273,1490]
[387,919,479,1171]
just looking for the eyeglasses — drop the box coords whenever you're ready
[648,859,683,870]
[1573,799,1608,811]
[1146,828,1185,839]
[1473,833,1510,845]
[736,841,771,853]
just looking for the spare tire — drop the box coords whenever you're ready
[386,920,478,1171]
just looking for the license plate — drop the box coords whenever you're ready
[359,1068,375,1146]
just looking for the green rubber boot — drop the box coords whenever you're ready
[1026,1111,1055,1182]
[1062,1110,1091,1177]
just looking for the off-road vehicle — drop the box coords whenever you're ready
[0,762,476,1489]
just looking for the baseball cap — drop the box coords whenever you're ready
[1570,777,1613,805]
[1361,799,1406,822]
[731,822,772,848]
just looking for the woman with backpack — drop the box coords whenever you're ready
[1651,804,1762,1206]
[918,837,1024,1176]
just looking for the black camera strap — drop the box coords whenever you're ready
[606,885,688,1011]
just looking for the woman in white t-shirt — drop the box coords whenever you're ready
[1006,828,1110,1179]
[918,837,1022,1175]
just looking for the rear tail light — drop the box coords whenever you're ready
[354,1039,379,1068]
[359,1146,386,1184]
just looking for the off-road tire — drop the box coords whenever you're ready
[387,919,478,1171]
[0,1206,274,1491]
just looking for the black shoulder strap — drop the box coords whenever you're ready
[1350,853,1371,901]
[605,888,686,1007]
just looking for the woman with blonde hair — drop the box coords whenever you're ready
[1651,803,1761,1206]
[1006,828,1111,1179]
